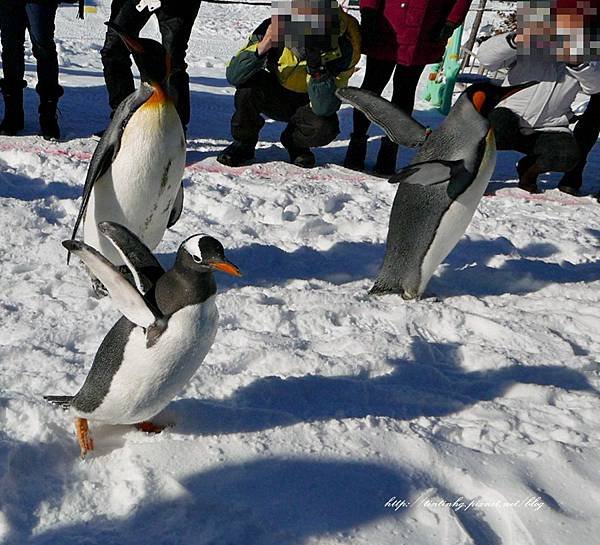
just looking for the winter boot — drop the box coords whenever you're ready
[217,140,255,167]
[374,137,399,176]
[39,97,60,140]
[557,168,583,196]
[343,133,368,171]
[0,89,25,136]
[281,130,315,169]
[516,155,541,194]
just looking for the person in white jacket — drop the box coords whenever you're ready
[477,30,600,194]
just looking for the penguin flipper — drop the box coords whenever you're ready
[167,183,184,228]
[336,87,429,148]
[63,239,160,328]
[68,85,155,262]
[98,221,165,294]
[390,160,467,187]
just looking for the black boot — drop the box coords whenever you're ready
[343,133,367,171]
[0,89,25,136]
[281,129,315,169]
[374,137,398,176]
[39,97,60,141]
[558,168,583,196]
[516,155,541,194]
[217,140,255,167]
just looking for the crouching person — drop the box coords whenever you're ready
[477,3,600,195]
[218,0,360,169]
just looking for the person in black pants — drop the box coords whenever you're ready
[218,4,360,169]
[559,93,600,195]
[344,0,472,175]
[489,106,582,192]
[100,0,202,132]
[344,58,424,175]
[0,0,63,139]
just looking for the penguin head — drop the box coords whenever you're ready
[178,235,242,277]
[465,81,538,117]
[106,22,169,85]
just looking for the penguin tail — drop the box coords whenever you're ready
[369,281,414,299]
[43,395,74,410]
[369,279,397,296]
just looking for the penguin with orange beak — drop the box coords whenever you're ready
[337,81,537,299]
[46,222,241,457]
[69,23,186,287]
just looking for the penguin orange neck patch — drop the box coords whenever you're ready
[472,91,486,113]
[145,83,168,107]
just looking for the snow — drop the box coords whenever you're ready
[1,1,599,544]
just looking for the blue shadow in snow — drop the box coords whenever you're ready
[0,170,80,201]
[431,236,600,297]
[165,340,597,437]
[26,457,414,545]
[156,240,386,289]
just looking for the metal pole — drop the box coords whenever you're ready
[462,0,488,68]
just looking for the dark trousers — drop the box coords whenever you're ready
[561,93,600,188]
[489,107,581,174]
[231,71,340,148]
[352,57,425,136]
[101,0,202,128]
[0,0,61,97]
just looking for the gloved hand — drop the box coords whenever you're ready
[360,8,378,49]
[306,46,327,78]
[431,20,457,43]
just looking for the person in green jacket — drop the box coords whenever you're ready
[218,0,361,169]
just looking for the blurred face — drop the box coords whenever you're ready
[271,0,340,50]
[515,0,598,62]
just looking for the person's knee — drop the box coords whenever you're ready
[313,116,340,146]
[294,111,340,147]
[535,135,581,172]
[488,107,522,150]
[234,83,265,109]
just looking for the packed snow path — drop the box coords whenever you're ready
[0,2,599,544]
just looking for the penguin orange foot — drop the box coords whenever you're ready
[75,417,94,457]
[135,421,166,434]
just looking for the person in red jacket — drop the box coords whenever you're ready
[344,0,473,175]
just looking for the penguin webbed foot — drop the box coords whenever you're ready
[135,421,167,434]
[75,417,94,458]
[369,282,425,301]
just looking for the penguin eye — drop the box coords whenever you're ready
[193,255,202,263]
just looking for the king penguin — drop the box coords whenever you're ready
[68,23,186,270]
[46,222,241,457]
[337,81,536,299]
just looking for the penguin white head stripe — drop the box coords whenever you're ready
[183,235,207,263]
[180,235,242,277]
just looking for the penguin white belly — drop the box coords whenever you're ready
[82,298,218,424]
[417,131,497,295]
[83,101,186,265]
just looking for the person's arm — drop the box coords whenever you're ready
[566,62,600,95]
[305,47,341,117]
[225,20,271,87]
[447,0,473,26]
[307,77,340,117]
[477,32,518,71]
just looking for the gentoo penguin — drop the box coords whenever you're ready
[46,222,241,457]
[337,81,536,299]
[68,23,186,269]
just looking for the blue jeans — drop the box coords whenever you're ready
[0,0,62,98]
